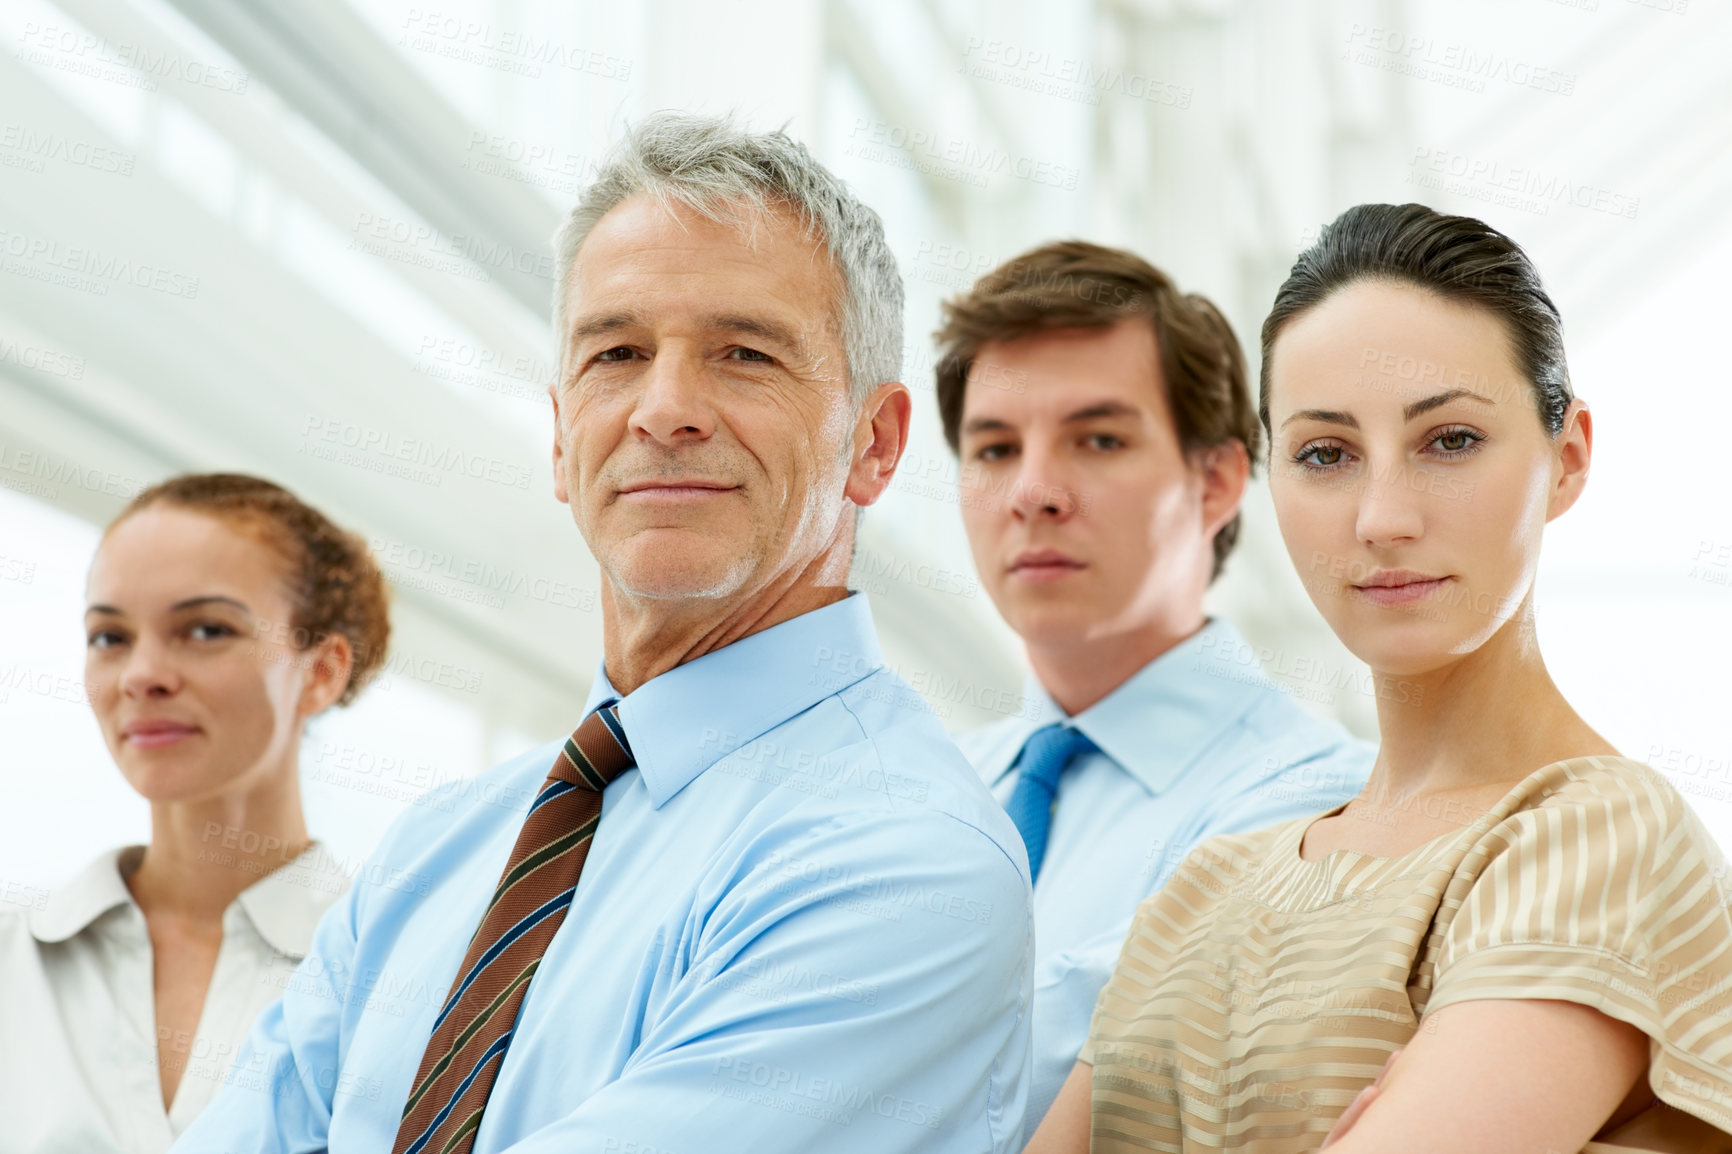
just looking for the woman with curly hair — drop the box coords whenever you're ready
[0,474,391,1152]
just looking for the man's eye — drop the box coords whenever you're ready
[729,347,772,363]
[976,443,1017,462]
[595,346,636,363]
[1084,433,1124,451]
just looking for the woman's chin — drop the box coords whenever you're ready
[115,755,230,806]
[1332,617,1475,681]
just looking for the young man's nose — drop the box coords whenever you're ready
[1009,445,1081,519]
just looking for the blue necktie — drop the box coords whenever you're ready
[1004,724,1096,884]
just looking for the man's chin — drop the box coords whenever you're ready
[1000,598,1105,648]
[603,549,756,603]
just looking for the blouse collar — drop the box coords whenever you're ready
[29,841,341,959]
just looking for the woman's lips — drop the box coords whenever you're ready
[124,723,199,749]
[1351,576,1450,607]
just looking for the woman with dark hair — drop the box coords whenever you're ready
[0,474,391,1152]
[1028,205,1732,1153]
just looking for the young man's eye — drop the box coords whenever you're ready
[976,443,1018,462]
[1084,433,1124,451]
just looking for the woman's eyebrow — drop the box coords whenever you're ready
[170,595,251,613]
[85,595,251,617]
[1403,388,1494,420]
[1280,408,1357,430]
[1280,389,1496,431]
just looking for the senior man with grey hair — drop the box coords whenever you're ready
[174,114,1033,1154]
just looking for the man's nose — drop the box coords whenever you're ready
[628,352,717,445]
[1008,445,1080,520]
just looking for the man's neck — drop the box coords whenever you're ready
[599,527,853,697]
[1025,611,1207,716]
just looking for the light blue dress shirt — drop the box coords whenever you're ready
[176,595,1034,1154]
[958,617,1374,1130]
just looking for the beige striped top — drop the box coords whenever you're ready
[1079,756,1732,1153]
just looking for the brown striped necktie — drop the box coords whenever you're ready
[391,702,635,1154]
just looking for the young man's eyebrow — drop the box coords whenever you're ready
[1063,401,1140,423]
[961,416,1014,437]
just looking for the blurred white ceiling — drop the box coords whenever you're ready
[2,0,1729,757]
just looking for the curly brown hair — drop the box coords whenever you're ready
[110,473,390,706]
[933,240,1260,583]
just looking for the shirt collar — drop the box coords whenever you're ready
[233,841,344,958]
[583,593,885,809]
[989,617,1269,796]
[28,845,136,943]
[30,841,335,958]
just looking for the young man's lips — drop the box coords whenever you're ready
[1351,576,1450,607]
[1009,553,1087,581]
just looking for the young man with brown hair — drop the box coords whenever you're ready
[937,241,1373,1133]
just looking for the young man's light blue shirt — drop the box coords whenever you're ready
[958,617,1375,1130]
[176,595,1034,1154]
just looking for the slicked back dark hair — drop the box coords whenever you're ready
[1259,203,1572,440]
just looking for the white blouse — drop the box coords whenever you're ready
[0,842,348,1153]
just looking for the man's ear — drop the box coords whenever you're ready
[1546,399,1592,522]
[844,382,913,508]
[1197,439,1251,539]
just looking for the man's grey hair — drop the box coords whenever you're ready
[551,113,904,405]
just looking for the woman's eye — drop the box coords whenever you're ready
[1431,428,1483,454]
[189,622,236,642]
[1293,443,1347,468]
[87,630,125,650]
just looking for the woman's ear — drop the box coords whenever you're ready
[298,632,354,718]
[1545,399,1592,522]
